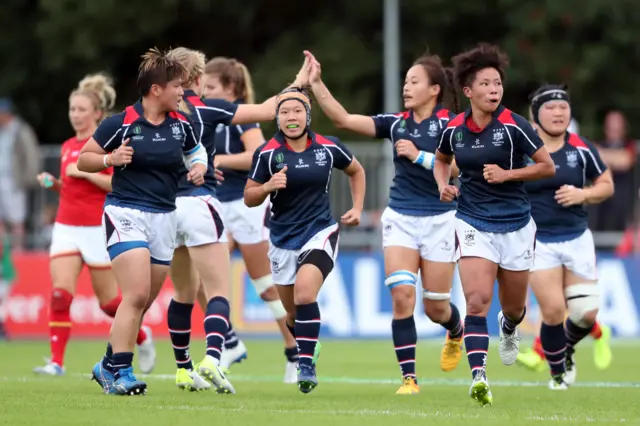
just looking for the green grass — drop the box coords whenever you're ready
[1,339,640,425]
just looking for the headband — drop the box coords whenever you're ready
[276,87,312,128]
[531,88,570,126]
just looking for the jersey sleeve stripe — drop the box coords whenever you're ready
[577,146,604,175]
[197,105,235,115]
[102,128,123,149]
[504,123,538,150]
[325,145,352,161]
[250,153,263,180]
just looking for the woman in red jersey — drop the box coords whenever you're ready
[33,74,155,376]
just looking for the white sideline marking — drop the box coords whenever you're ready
[3,373,640,389]
[114,373,640,389]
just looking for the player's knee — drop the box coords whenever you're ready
[539,301,566,325]
[386,270,417,315]
[51,288,73,312]
[294,287,317,305]
[565,283,600,327]
[465,291,492,316]
[253,275,277,301]
[123,290,150,312]
[423,295,450,323]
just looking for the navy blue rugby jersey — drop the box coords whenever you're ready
[372,104,456,216]
[93,101,201,212]
[176,90,238,197]
[214,101,261,202]
[438,105,544,233]
[249,131,353,250]
[525,132,607,243]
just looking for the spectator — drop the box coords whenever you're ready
[0,98,42,250]
[589,110,637,232]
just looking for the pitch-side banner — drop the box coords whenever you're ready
[2,252,638,339]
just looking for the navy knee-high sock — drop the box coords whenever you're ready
[295,302,321,368]
[167,299,194,370]
[540,322,566,376]
[464,315,489,379]
[392,316,417,381]
[440,303,464,339]
[204,296,230,361]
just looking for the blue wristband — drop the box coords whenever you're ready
[415,151,426,166]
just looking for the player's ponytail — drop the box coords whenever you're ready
[205,57,256,104]
[443,67,460,113]
[167,47,207,115]
[71,73,117,122]
[235,61,255,105]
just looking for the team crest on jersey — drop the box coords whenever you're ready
[492,128,505,146]
[133,126,142,135]
[566,150,578,168]
[428,120,439,137]
[171,123,183,140]
[455,132,463,142]
[275,152,285,169]
[398,119,406,134]
[314,149,327,166]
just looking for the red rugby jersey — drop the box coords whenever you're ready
[55,137,112,226]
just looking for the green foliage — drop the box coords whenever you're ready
[1,0,639,144]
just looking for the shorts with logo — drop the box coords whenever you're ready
[381,207,456,262]
[175,196,227,247]
[219,197,269,245]
[532,229,597,280]
[50,223,111,267]
[455,216,537,271]
[267,223,339,285]
[103,205,177,265]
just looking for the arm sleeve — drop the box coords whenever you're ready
[249,145,271,184]
[203,98,238,126]
[181,114,201,152]
[371,113,400,139]
[582,138,608,181]
[92,114,125,152]
[513,114,544,157]
[237,122,260,134]
[326,137,354,170]
[437,127,454,156]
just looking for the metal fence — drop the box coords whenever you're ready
[24,141,637,252]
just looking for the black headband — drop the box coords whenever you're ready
[531,88,570,126]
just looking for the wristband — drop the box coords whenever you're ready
[103,154,111,168]
[413,150,435,170]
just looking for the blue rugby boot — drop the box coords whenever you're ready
[112,367,147,396]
